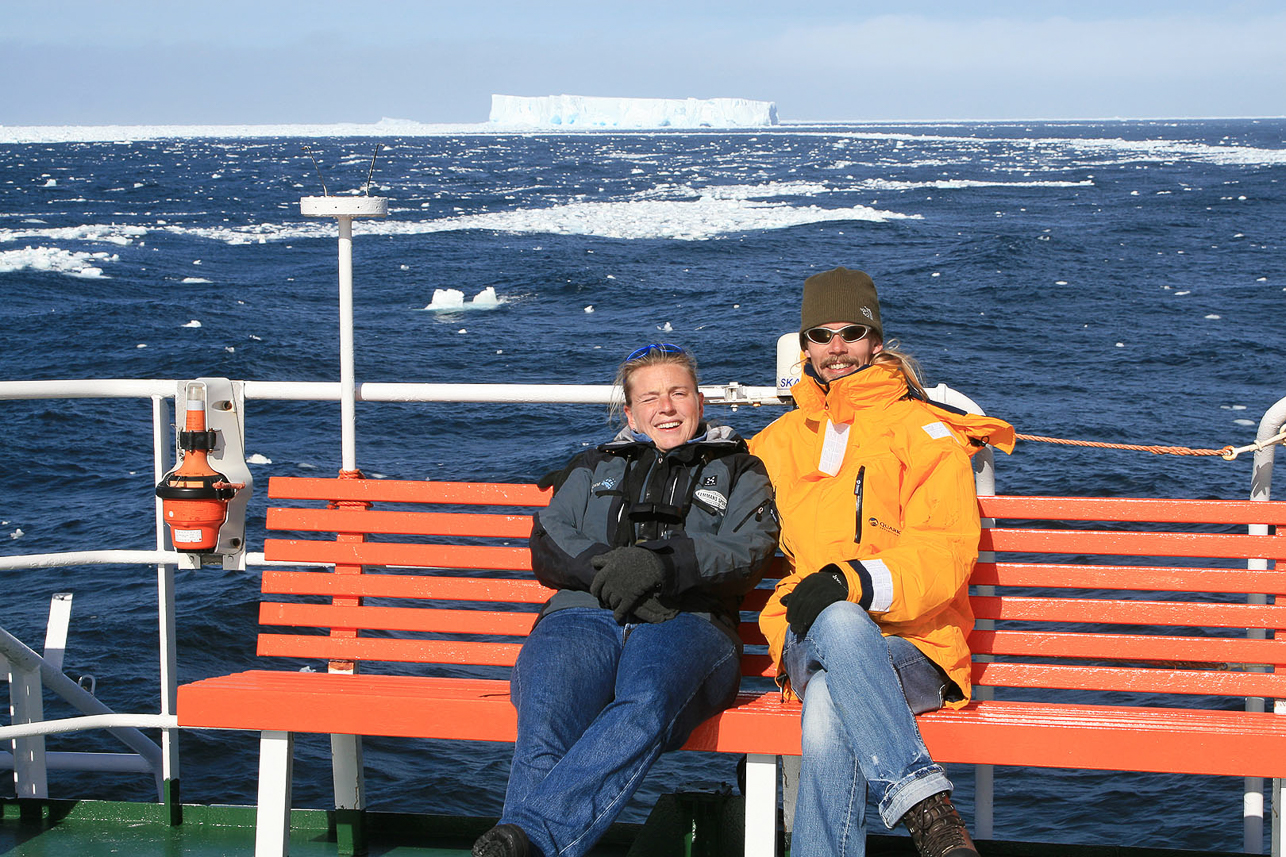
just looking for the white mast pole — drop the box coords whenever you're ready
[300,195,388,475]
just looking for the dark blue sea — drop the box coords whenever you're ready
[2,119,1284,852]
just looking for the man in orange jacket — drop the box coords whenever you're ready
[750,267,1014,857]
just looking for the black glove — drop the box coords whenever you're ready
[590,546,669,624]
[630,594,680,625]
[536,457,579,492]
[782,566,849,638]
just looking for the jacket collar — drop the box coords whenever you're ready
[600,421,747,460]
[791,362,908,425]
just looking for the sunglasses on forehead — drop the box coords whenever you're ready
[803,324,873,345]
[626,342,687,361]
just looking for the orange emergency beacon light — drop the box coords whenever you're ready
[155,384,245,552]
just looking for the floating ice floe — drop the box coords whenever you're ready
[423,286,503,311]
[1234,419,1256,426]
[0,246,117,278]
[584,306,594,313]
[9,529,24,540]
[182,320,202,328]
[1205,314,1221,320]
[182,277,212,284]
[246,453,272,465]
[657,322,674,332]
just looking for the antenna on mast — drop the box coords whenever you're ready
[302,145,329,196]
[363,144,383,197]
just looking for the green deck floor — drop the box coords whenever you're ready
[0,797,1251,857]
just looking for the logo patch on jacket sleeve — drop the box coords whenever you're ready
[701,475,719,487]
[592,477,617,492]
[921,421,951,440]
[693,489,728,513]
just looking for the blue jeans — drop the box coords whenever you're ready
[784,601,954,857]
[501,607,741,857]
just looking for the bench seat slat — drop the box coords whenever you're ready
[977,495,1286,525]
[176,671,1286,778]
[268,477,551,506]
[972,594,1286,629]
[262,570,552,602]
[260,603,538,636]
[982,528,1286,560]
[269,507,536,539]
[265,539,533,572]
[971,628,1286,666]
[974,561,1286,594]
[256,634,522,666]
[972,661,1286,697]
[921,700,1286,778]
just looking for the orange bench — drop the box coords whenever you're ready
[177,477,1286,857]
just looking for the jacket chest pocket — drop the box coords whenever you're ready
[850,453,903,546]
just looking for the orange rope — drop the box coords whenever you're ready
[1014,433,1231,458]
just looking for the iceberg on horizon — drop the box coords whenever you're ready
[489,95,778,129]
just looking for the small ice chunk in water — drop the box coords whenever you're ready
[247,453,272,465]
[1204,314,1221,320]
[657,322,673,332]
[182,319,202,328]
[427,288,465,309]
[425,287,501,311]
[584,306,595,313]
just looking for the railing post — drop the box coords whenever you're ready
[1246,395,1285,854]
[154,394,182,819]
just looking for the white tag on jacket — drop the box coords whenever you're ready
[818,419,850,476]
[922,421,951,440]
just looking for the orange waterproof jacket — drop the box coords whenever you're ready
[749,363,1014,706]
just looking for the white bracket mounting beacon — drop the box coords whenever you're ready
[170,377,253,570]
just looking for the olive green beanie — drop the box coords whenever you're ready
[799,267,883,341]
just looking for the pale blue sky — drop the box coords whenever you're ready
[3,1,1284,125]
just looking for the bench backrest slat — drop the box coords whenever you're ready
[981,528,1286,560]
[266,539,535,572]
[263,570,551,602]
[257,634,523,666]
[257,477,1286,698]
[974,562,1286,594]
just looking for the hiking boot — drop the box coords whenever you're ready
[901,791,979,857]
[472,823,531,857]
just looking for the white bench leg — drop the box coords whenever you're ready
[256,730,294,857]
[744,753,778,857]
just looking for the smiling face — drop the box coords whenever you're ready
[624,363,704,451]
[805,322,884,383]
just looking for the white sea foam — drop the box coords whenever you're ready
[0,246,117,278]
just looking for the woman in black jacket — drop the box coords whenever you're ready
[473,344,779,857]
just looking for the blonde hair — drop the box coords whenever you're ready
[871,341,928,400]
[610,347,699,425]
